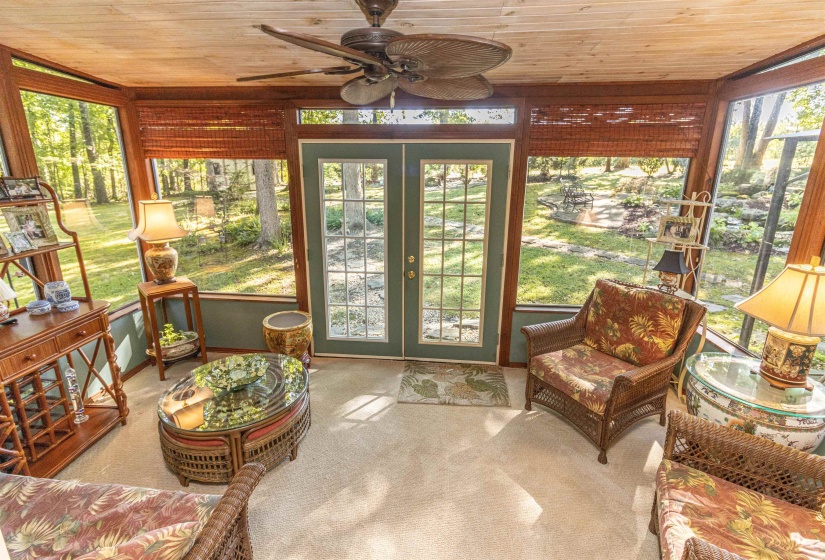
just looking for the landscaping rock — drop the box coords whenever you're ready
[741,208,768,222]
[721,294,745,303]
[702,303,728,313]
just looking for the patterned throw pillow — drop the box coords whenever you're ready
[583,279,686,366]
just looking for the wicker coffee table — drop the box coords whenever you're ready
[157,353,310,486]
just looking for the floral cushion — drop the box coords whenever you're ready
[0,473,221,560]
[529,343,636,414]
[584,279,686,367]
[656,459,825,560]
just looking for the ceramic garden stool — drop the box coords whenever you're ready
[684,352,825,452]
[263,310,313,369]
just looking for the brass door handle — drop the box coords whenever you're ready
[408,270,416,279]
[408,255,415,263]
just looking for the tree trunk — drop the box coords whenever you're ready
[78,101,109,203]
[342,111,364,232]
[253,160,281,248]
[664,159,672,174]
[205,159,221,190]
[752,92,786,168]
[107,112,118,201]
[604,157,612,173]
[182,159,193,191]
[735,100,749,167]
[160,167,170,197]
[740,97,763,169]
[67,106,83,199]
[614,157,630,171]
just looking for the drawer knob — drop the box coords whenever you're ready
[24,354,36,361]
[77,330,87,337]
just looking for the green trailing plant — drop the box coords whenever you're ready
[159,323,188,347]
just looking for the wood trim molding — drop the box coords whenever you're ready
[12,66,126,107]
[787,116,825,264]
[283,103,309,313]
[498,99,531,366]
[0,49,39,174]
[0,42,121,88]
[120,358,151,382]
[720,54,825,101]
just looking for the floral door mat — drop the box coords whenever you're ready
[398,361,511,407]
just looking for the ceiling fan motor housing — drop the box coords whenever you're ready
[340,27,403,56]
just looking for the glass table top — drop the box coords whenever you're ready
[685,353,825,418]
[158,354,308,433]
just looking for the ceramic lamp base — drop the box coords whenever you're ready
[759,326,819,389]
[144,242,179,284]
[657,271,680,294]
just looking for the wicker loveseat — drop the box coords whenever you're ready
[0,462,265,560]
[522,279,705,463]
[652,411,825,560]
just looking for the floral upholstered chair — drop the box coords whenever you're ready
[521,279,705,463]
[652,411,825,560]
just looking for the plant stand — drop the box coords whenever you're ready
[138,277,207,381]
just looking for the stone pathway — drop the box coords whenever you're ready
[537,192,629,229]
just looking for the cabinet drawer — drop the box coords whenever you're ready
[0,339,59,377]
[56,317,102,351]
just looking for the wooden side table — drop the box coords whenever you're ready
[138,277,207,381]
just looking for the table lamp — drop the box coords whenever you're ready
[0,279,17,322]
[735,256,825,389]
[653,249,689,294]
[128,199,189,284]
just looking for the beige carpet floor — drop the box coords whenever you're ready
[59,355,678,559]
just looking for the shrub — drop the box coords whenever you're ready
[621,193,648,207]
[325,205,343,231]
[709,216,727,245]
[224,215,260,245]
[637,220,654,234]
[366,208,384,227]
[658,183,683,199]
[638,157,664,177]
[740,222,765,244]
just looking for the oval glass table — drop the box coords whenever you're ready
[684,352,825,452]
[158,353,310,485]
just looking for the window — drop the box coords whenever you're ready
[12,58,96,84]
[300,108,516,125]
[18,91,142,310]
[701,81,825,362]
[152,158,295,296]
[517,156,689,305]
[755,47,825,75]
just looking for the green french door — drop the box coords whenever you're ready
[302,142,511,363]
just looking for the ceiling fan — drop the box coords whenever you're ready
[238,0,512,106]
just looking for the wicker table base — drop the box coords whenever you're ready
[159,393,311,486]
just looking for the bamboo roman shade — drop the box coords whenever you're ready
[529,103,707,157]
[136,103,288,159]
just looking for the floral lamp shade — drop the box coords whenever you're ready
[735,257,825,388]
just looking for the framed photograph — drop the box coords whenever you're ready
[3,231,35,254]
[0,233,7,257]
[1,177,44,200]
[656,216,700,245]
[2,205,59,248]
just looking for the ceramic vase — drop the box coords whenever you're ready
[44,280,72,305]
[0,301,9,322]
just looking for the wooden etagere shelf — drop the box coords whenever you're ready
[0,182,91,315]
[0,179,128,477]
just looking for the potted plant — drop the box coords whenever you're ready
[147,323,199,361]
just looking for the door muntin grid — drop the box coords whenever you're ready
[419,161,492,346]
[320,160,388,341]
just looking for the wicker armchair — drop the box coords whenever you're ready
[184,462,266,560]
[651,411,825,560]
[521,280,705,464]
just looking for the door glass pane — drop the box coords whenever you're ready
[419,162,490,345]
[322,161,387,340]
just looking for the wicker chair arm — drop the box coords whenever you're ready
[521,317,585,359]
[665,411,825,510]
[682,538,746,560]
[184,462,266,560]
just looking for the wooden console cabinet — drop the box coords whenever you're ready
[0,181,128,477]
[0,301,129,477]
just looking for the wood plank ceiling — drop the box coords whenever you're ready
[2,0,824,87]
